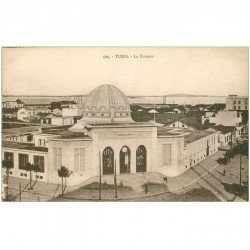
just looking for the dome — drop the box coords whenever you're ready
[80,84,134,124]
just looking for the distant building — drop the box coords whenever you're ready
[61,100,78,108]
[17,107,51,122]
[214,125,242,148]
[51,116,74,126]
[62,106,82,117]
[17,108,30,122]
[202,110,242,127]
[52,108,62,116]
[22,98,55,108]
[2,99,24,109]
[173,108,181,114]
[226,95,248,111]
[165,121,195,131]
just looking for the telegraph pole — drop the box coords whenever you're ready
[114,159,118,199]
[240,154,242,186]
[19,183,22,202]
[99,151,102,200]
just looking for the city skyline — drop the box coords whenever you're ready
[2,47,249,96]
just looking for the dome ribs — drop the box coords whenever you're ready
[108,84,116,108]
[81,84,133,123]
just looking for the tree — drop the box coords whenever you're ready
[58,165,72,195]
[224,150,235,162]
[25,162,35,190]
[231,141,248,157]
[231,141,248,186]
[33,164,41,181]
[2,159,13,176]
[2,159,14,201]
[216,157,228,176]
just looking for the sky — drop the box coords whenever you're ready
[2,47,248,96]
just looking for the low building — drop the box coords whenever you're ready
[52,108,62,116]
[2,141,49,181]
[51,116,74,126]
[202,110,242,127]
[181,129,219,173]
[173,108,181,114]
[62,106,82,117]
[2,99,24,109]
[17,108,30,122]
[17,107,51,122]
[214,125,242,148]
[2,126,41,143]
[165,121,195,131]
[22,98,55,108]
[226,95,248,111]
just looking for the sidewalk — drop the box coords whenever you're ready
[3,150,248,201]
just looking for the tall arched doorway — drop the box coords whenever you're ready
[120,146,131,174]
[103,147,114,175]
[136,145,147,172]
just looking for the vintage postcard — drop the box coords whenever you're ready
[1,47,248,202]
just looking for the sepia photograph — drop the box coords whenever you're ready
[1,47,248,202]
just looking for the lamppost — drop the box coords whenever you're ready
[148,108,159,123]
[99,151,102,200]
[114,159,118,199]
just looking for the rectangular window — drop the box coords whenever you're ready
[19,154,28,170]
[245,106,247,110]
[162,144,171,165]
[238,106,241,110]
[34,155,45,173]
[74,148,85,171]
[53,148,62,170]
[4,152,14,167]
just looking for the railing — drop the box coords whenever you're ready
[9,181,30,201]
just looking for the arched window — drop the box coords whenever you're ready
[136,145,147,172]
[102,147,114,175]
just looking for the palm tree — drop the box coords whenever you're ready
[216,157,228,176]
[224,150,235,162]
[2,159,14,201]
[33,164,41,181]
[25,162,34,190]
[58,165,71,195]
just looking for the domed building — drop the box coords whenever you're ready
[2,84,220,188]
[82,84,133,124]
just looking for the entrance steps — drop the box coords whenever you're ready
[79,172,167,193]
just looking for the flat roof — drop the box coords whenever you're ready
[41,126,91,139]
[184,130,217,144]
[157,127,185,137]
[86,122,159,129]
[41,126,71,134]
[2,141,48,152]
[2,126,41,136]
